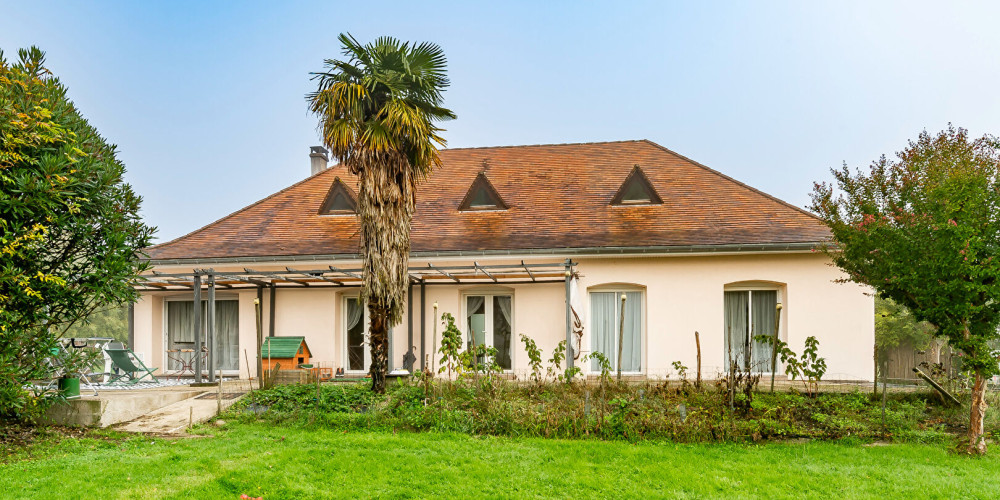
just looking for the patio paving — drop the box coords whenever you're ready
[44,379,252,433]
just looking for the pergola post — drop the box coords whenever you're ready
[404,280,415,371]
[268,283,276,337]
[127,302,135,349]
[564,259,574,371]
[419,279,426,371]
[256,285,264,380]
[192,273,203,383]
[207,272,216,383]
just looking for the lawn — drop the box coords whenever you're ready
[2,423,998,499]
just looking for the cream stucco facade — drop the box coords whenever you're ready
[133,250,874,381]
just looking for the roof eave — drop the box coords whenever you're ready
[144,241,832,266]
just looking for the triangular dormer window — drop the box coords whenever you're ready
[318,178,358,215]
[459,172,508,211]
[611,165,662,205]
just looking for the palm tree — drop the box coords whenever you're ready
[308,33,455,393]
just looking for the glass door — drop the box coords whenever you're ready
[465,295,513,370]
[344,296,369,373]
[165,299,239,371]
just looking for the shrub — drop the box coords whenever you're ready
[230,379,967,445]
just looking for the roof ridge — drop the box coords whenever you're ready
[639,139,822,221]
[145,166,340,252]
[442,139,646,152]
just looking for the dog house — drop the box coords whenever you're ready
[261,336,311,370]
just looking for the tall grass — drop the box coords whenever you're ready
[231,377,994,444]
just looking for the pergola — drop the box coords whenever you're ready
[135,260,577,383]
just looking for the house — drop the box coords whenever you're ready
[132,140,874,381]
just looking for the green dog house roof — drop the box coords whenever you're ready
[261,336,311,359]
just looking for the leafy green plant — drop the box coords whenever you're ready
[586,351,612,388]
[519,334,543,383]
[562,366,582,384]
[0,48,154,421]
[672,361,689,385]
[437,313,463,378]
[755,335,827,397]
[460,345,500,381]
[546,341,566,381]
[800,336,828,394]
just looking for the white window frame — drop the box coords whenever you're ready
[587,285,645,375]
[161,295,240,375]
[460,289,515,372]
[723,283,784,374]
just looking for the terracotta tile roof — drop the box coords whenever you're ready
[144,140,830,261]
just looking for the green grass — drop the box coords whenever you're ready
[2,423,998,499]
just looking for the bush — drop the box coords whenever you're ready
[229,379,974,445]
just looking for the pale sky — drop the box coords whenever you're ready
[3,1,999,242]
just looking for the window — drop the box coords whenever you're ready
[724,290,778,372]
[319,178,358,215]
[459,173,508,211]
[464,294,513,369]
[590,290,643,372]
[165,299,239,371]
[611,165,662,205]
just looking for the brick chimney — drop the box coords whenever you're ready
[309,146,329,175]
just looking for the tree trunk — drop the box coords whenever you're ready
[369,307,389,394]
[967,369,988,455]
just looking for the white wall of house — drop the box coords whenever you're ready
[133,251,874,381]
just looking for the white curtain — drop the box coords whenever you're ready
[621,291,642,372]
[214,301,239,370]
[496,295,512,326]
[346,297,364,344]
[750,291,777,373]
[466,295,486,349]
[167,302,195,343]
[166,300,238,371]
[590,292,617,371]
[166,301,195,370]
[724,291,749,370]
[493,296,513,369]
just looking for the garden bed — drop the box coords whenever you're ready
[228,378,996,444]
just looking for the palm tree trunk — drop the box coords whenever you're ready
[368,305,389,393]
[968,369,988,454]
[357,151,415,394]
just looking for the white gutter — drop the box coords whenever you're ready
[145,242,828,267]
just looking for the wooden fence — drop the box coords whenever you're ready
[879,340,958,382]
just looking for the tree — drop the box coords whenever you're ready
[63,305,129,343]
[875,297,936,352]
[0,47,153,420]
[308,34,455,393]
[811,125,1000,454]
